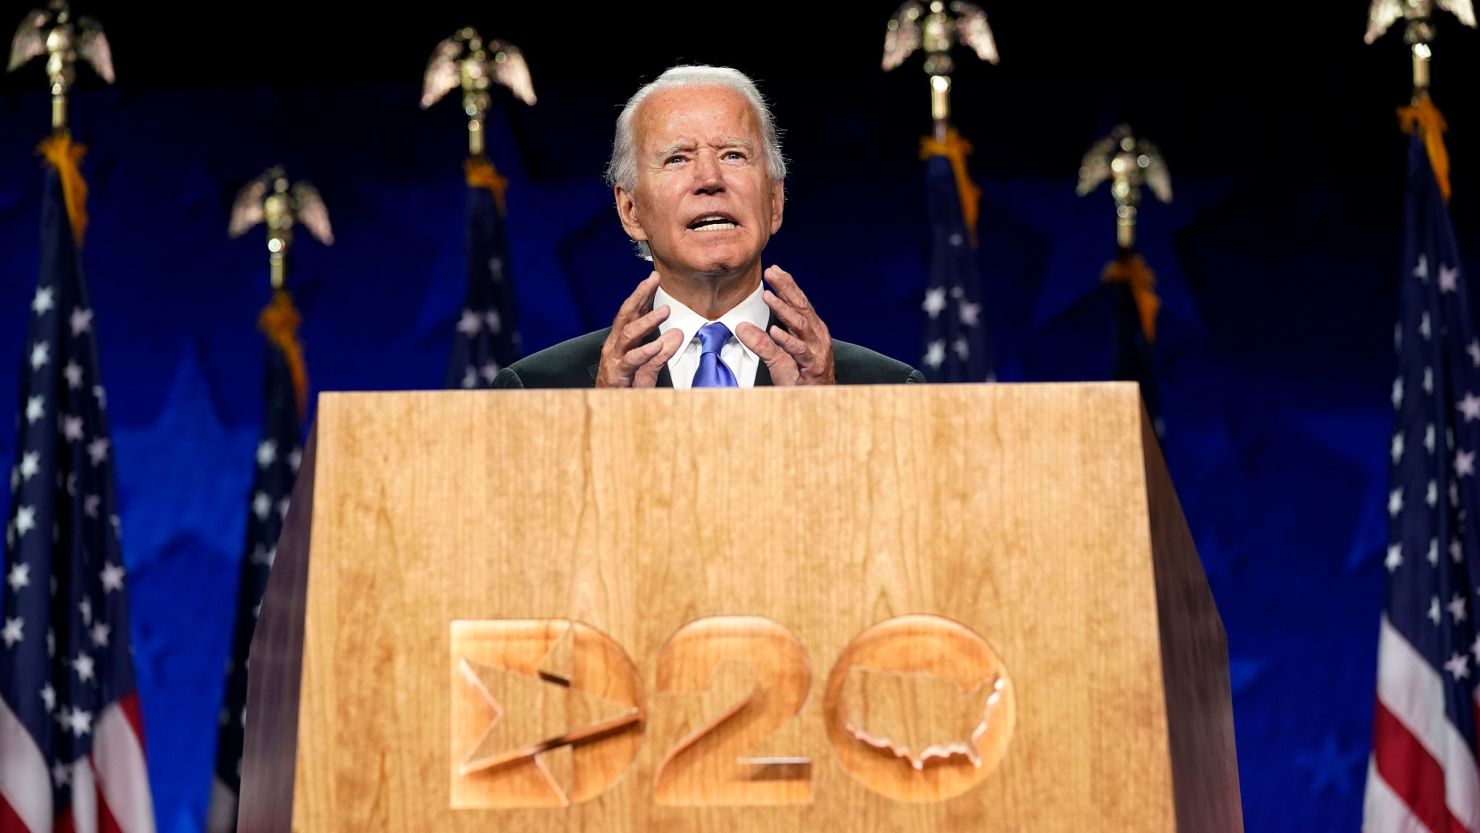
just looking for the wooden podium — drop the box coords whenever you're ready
[239,383,1243,832]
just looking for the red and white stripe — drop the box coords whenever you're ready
[0,694,154,833]
[1365,615,1480,833]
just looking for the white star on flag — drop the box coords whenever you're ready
[924,339,946,368]
[1470,339,1480,367]
[289,449,302,472]
[922,288,947,319]
[72,653,95,683]
[93,384,106,408]
[16,452,36,480]
[7,563,29,591]
[101,563,125,592]
[40,684,55,712]
[30,342,49,369]
[2,617,22,648]
[62,415,83,441]
[1392,433,1405,463]
[64,360,83,389]
[959,301,981,327]
[1428,539,1439,564]
[1424,368,1434,393]
[1440,264,1459,293]
[1454,539,1466,563]
[1394,378,1404,407]
[485,310,502,334]
[1386,544,1403,572]
[90,622,110,647]
[1426,424,1436,453]
[1427,482,1438,507]
[16,505,36,537]
[461,367,477,388]
[1458,450,1476,477]
[252,492,271,520]
[1421,313,1431,340]
[457,309,483,336]
[86,437,109,465]
[84,494,100,518]
[257,439,277,468]
[25,396,44,424]
[32,286,54,314]
[79,598,91,625]
[276,497,291,519]
[51,762,69,786]
[1458,392,1480,422]
[70,306,92,335]
[1451,595,1469,622]
[1431,596,1443,624]
[65,708,92,737]
[480,362,500,383]
[953,336,970,360]
[1415,255,1429,280]
[1447,652,1471,679]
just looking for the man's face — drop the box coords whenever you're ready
[616,85,784,280]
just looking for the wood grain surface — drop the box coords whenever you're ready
[244,382,1240,832]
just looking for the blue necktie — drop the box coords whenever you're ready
[690,322,738,388]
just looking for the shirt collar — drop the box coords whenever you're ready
[655,281,769,361]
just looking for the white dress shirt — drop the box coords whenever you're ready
[655,283,770,388]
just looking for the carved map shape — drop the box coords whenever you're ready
[458,628,642,804]
[839,666,1005,770]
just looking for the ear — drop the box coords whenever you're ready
[615,184,649,245]
[769,179,784,235]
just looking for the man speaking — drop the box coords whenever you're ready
[492,65,923,389]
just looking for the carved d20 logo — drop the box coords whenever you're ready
[449,620,644,808]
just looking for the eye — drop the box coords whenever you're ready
[723,150,747,161]
[665,154,687,165]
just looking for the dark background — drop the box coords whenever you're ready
[3,1,1479,830]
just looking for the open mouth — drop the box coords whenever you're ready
[687,213,739,233]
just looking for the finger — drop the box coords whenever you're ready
[619,304,671,347]
[619,332,671,373]
[736,322,790,365]
[609,272,663,338]
[737,323,800,386]
[769,324,811,360]
[764,264,810,310]
[633,329,685,387]
[762,289,810,336]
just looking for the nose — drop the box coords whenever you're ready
[692,153,725,195]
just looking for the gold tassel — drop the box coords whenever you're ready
[37,133,89,243]
[1400,98,1452,202]
[920,128,982,248]
[465,158,509,217]
[258,289,309,419]
[1103,252,1160,344]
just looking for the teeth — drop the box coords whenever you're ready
[693,222,736,232]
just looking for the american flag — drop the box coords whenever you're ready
[206,293,304,833]
[448,158,521,389]
[1364,132,1480,832]
[0,153,155,833]
[918,131,993,382]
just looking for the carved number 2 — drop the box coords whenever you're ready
[650,616,813,806]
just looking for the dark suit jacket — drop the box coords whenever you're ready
[492,325,924,388]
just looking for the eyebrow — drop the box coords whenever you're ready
[654,139,756,159]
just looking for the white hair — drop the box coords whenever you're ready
[606,65,787,260]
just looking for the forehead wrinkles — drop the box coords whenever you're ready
[636,87,762,157]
